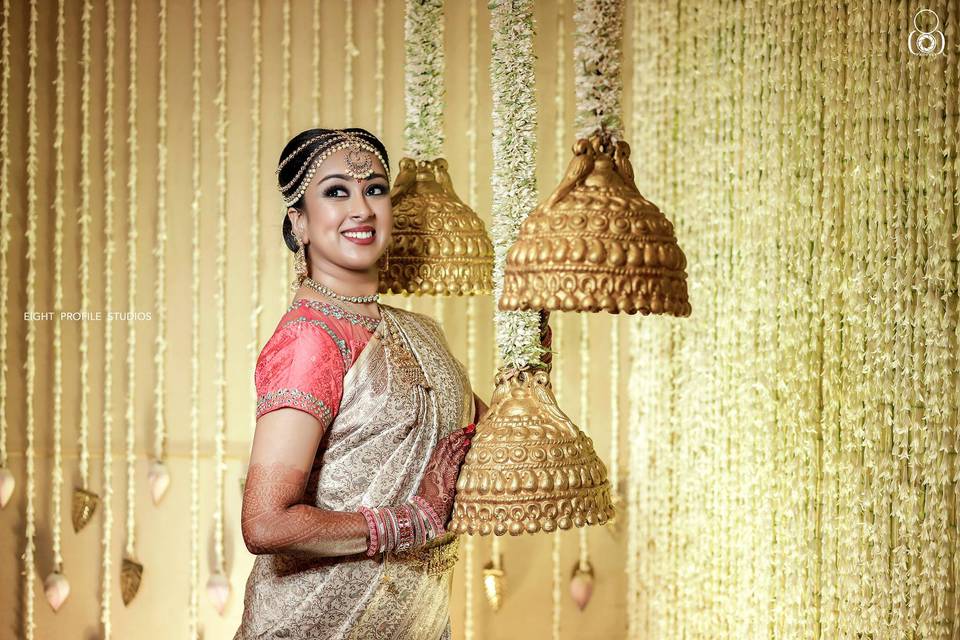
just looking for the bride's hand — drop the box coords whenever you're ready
[415,424,475,527]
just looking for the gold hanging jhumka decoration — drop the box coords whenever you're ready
[448,368,615,536]
[380,157,494,296]
[499,132,691,316]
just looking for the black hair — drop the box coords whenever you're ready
[277,127,390,253]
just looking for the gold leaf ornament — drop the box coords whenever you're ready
[120,557,143,605]
[71,487,99,532]
[500,132,691,316]
[381,157,494,296]
[448,368,615,536]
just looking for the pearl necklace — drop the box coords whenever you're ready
[303,276,380,304]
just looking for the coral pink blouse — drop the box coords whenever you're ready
[253,298,381,429]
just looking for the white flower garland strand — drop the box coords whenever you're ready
[552,2,566,637]
[279,0,291,306]
[124,0,139,563]
[345,0,357,123]
[78,0,94,493]
[249,0,262,436]
[0,0,9,483]
[101,0,118,633]
[51,0,66,575]
[490,0,543,371]
[213,0,229,579]
[462,2,479,636]
[153,0,169,465]
[577,314,590,570]
[623,1,960,637]
[374,0,385,136]
[23,0,38,636]
[573,0,624,139]
[403,0,444,159]
[311,0,320,125]
[188,0,202,634]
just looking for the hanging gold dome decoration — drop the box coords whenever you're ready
[379,157,494,296]
[450,0,614,537]
[499,131,691,316]
[448,368,614,536]
[381,0,494,297]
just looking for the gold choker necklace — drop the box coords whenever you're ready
[303,276,380,304]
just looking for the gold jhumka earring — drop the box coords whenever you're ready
[292,235,308,293]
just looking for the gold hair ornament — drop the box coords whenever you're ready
[278,131,389,207]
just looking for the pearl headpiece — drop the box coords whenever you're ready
[277,129,390,207]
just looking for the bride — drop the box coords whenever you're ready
[233,128,487,640]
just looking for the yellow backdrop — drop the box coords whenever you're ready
[0,0,958,639]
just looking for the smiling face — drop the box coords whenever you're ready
[287,147,393,277]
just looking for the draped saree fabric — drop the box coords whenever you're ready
[234,305,473,640]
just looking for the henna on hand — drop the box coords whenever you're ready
[241,460,370,557]
[415,427,473,525]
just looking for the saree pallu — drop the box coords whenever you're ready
[234,305,473,640]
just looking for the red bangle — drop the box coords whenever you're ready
[357,506,379,557]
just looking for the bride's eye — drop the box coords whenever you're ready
[323,185,349,198]
[366,183,389,196]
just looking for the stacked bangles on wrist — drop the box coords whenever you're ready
[357,496,445,557]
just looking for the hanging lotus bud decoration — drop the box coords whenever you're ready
[44,570,71,612]
[380,158,494,296]
[448,367,615,536]
[71,487,99,532]
[0,466,14,508]
[499,132,691,316]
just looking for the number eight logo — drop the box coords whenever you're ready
[908,8,945,56]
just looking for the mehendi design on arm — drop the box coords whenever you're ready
[241,461,370,557]
[416,429,471,526]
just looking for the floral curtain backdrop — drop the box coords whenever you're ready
[0,0,958,639]
[627,1,959,638]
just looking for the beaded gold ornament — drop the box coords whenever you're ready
[278,130,390,207]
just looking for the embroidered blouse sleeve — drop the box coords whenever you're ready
[254,319,348,429]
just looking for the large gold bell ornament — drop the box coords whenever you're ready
[380,157,494,296]
[500,132,691,316]
[448,368,614,536]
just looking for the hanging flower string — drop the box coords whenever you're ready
[490,0,543,371]
[188,0,202,635]
[50,0,66,579]
[100,0,118,633]
[374,0,385,136]
[344,0,357,123]
[311,0,320,125]
[462,1,480,636]
[573,0,624,140]
[212,0,229,587]
[23,0,39,636]
[248,0,262,441]
[0,0,10,495]
[77,0,93,500]
[403,0,444,159]
[279,0,291,304]
[552,2,567,635]
[124,0,140,567]
[152,0,169,470]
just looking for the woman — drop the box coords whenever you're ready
[234,128,488,640]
